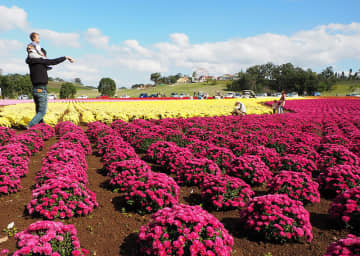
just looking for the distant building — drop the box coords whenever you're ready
[176,77,191,84]
[217,74,234,81]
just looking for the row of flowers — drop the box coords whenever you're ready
[0,124,53,196]
[26,121,98,220]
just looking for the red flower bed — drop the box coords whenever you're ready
[228,155,273,186]
[268,171,320,205]
[318,165,360,197]
[329,186,360,233]
[239,194,313,243]
[319,144,360,169]
[0,127,15,145]
[278,154,318,176]
[323,234,360,256]
[123,171,179,215]
[200,174,254,210]
[138,204,234,255]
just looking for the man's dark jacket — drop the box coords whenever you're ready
[26,57,66,86]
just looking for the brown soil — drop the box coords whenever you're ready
[0,133,350,256]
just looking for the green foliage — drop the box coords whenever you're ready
[59,82,77,99]
[0,74,32,98]
[150,72,161,85]
[98,77,116,97]
[74,77,82,84]
[227,73,255,91]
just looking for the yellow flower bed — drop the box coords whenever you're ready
[0,98,292,127]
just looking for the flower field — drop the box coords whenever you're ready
[0,98,283,128]
[0,98,360,256]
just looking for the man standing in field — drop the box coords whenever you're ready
[25,32,75,128]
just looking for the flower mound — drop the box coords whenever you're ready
[318,165,360,197]
[268,171,320,205]
[239,194,313,243]
[329,186,360,233]
[27,178,98,219]
[0,127,15,145]
[29,123,55,140]
[319,144,360,169]
[228,155,272,186]
[13,221,89,256]
[9,132,44,154]
[0,165,22,194]
[174,157,221,186]
[138,204,234,256]
[108,159,151,192]
[323,234,360,256]
[279,154,318,176]
[101,147,138,173]
[43,148,87,171]
[205,146,236,173]
[200,174,254,210]
[123,171,179,215]
[247,145,280,170]
[59,131,92,155]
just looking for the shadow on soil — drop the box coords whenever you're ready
[119,232,139,256]
[310,212,342,231]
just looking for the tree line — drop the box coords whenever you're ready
[227,63,360,95]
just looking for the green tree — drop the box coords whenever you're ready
[227,73,255,91]
[0,74,32,98]
[74,78,82,84]
[60,82,77,99]
[98,77,116,97]
[150,73,161,85]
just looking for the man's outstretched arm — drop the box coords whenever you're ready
[26,56,74,65]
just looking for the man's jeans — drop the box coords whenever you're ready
[28,87,48,127]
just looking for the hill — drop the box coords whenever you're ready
[46,81,99,98]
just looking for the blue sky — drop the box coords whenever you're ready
[0,0,359,86]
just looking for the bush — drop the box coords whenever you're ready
[27,177,98,219]
[174,157,221,186]
[0,152,29,177]
[0,164,21,194]
[86,121,111,142]
[13,221,89,256]
[239,194,313,243]
[268,171,320,205]
[228,155,273,186]
[323,234,360,256]
[59,131,92,155]
[200,174,254,210]
[0,127,15,145]
[9,132,44,154]
[138,204,234,255]
[279,154,318,176]
[286,143,320,163]
[329,186,360,234]
[35,162,88,186]
[205,146,236,173]
[0,142,31,159]
[60,82,77,99]
[43,148,87,171]
[95,135,125,156]
[101,147,138,172]
[108,159,151,192]
[123,171,179,215]
[55,121,83,137]
[29,123,55,140]
[318,165,360,197]
[247,145,280,170]
[319,144,360,170]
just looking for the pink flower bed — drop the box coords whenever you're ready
[9,131,44,154]
[174,157,221,186]
[0,127,15,145]
[138,204,234,255]
[319,144,360,169]
[101,147,138,173]
[29,123,55,140]
[43,148,87,171]
[123,171,180,215]
[268,171,320,205]
[239,194,313,243]
[318,165,360,197]
[108,159,151,192]
[278,154,318,176]
[228,155,272,186]
[246,145,280,170]
[329,186,360,233]
[200,174,254,210]
[27,177,98,219]
[323,234,360,256]
[59,131,92,155]
[13,221,89,256]
[205,145,236,173]
[0,164,21,194]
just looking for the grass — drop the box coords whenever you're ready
[46,81,98,98]
[320,80,360,96]
[116,80,231,98]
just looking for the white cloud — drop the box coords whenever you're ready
[84,28,109,49]
[35,29,80,48]
[0,39,23,53]
[0,6,28,31]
